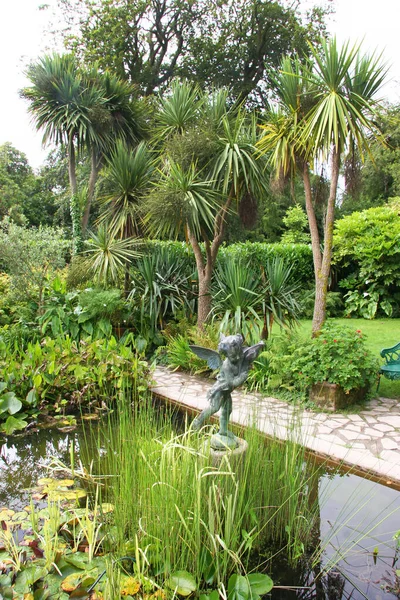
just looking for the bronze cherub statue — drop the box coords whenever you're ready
[190,333,264,449]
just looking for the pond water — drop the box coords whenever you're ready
[1,426,399,600]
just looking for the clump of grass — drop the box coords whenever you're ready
[99,390,321,587]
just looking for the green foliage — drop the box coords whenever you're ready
[0,219,71,315]
[82,226,141,286]
[129,246,197,345]
[211,261,263,342]
[104,395,318,588]
[220,242,313,288]
[288,322,379,394]
[246,331,300,394]
[281,204,311,244]
[340,103,400,210]
[159,324,221,374]
[333,199,400,318]
[0,143,58,226]
[98,141,155,238]
[142,240,314,289]
[298,288,344,319]
[38,278,129,341]
[59,0,330,103]
[0,334,149,419]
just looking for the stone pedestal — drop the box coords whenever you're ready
[202,437,248,468]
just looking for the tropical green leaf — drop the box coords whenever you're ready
[165,570,197,596]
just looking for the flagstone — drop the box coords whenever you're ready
[151,367,400,485]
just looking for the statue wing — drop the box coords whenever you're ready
[189,345,222,370]
[243,342,265,366]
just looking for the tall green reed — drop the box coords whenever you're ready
[99,388,320,587]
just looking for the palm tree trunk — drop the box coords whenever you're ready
[68,140,82,254]
[312,148,340,336]
[82,149,102,234]
[187,226,213,329]
[303,162,322,278]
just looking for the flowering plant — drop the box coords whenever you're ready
[288,322,379,393]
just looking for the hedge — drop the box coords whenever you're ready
[141,240,314,287]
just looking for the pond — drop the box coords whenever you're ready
[1,424,399,600]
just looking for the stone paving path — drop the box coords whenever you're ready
[151,366,400,486]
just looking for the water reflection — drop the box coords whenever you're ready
[0,428,88,510]
[1,427,400,599]
[271,470,400,599]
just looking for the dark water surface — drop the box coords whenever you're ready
[1,426,399,600]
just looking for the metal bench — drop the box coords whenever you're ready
[377,342,400,391]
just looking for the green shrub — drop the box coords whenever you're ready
[0,219,71,316]
[297,287,344,319]
[143,240,314,289]
[0,335,149,428]
[333,199,400,318]
[288,322,379,394]
[219,242,313,287]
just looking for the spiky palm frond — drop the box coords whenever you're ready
[144,161,220,240]
[99,140,156,238]
[156,80,204,138]
[304,37,387,158]
[83,226,141,285]
[212,111,266,198]
[22,54,103,152]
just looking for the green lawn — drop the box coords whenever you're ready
[297,319,400,399]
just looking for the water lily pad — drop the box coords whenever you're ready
[81,414,99,421]
[12,511,29,522]
[14,566,48,594]
[48,489,87,503]
[100,503,114,514]
[0,509,15,520]
[247,574,273,595]
[228,574,249,600]
[61,572,83,593]
[165,571,197,596]
[37,478,54,487]
[120,576,141,596]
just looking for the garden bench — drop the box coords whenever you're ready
[377,342,400,391]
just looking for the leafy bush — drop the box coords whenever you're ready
[129,245,197,349]
[0,334,150,431]
[143,240,314,289]
[297,287,344,319]
[288,322,379,393]
[211,260,264,341]
[333,199,400,318]
[219,242,313,287]
[158,324,220,374]
[281,204,311,244]
[0,219,71,316]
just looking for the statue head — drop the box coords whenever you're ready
[218,333,244,363]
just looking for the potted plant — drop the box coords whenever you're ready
[289,322,379,410]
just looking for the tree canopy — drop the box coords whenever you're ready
[58,0,331,105]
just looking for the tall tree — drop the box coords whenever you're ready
[0,143,57,225]
[259,39,387,335]
[144,84,267,327]
[340,103,400,212]
[21,54,144,248]
[57,0,330,105]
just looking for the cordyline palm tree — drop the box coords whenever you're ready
[22,54,102,251]
[258,39,387,335]
[81,71,145,233]
[22,54,144,249]
[145,84,267,328]
[98,140,156,295]
[83,225,141,287]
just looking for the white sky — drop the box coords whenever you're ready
[1,0,400,170]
